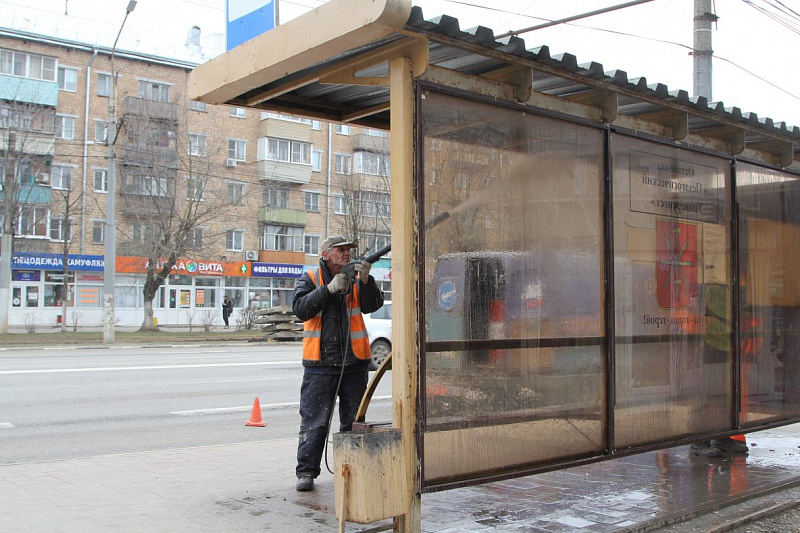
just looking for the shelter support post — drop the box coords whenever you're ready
[390,55,421,533]
[331,55,420,532]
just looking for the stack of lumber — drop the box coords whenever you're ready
[255,305,303,341]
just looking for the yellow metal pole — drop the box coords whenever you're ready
[389,56,421,533]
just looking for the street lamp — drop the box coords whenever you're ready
[103,0,136,345]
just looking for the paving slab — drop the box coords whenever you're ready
[1,425,799,532]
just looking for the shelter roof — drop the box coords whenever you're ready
[189,0,799,167]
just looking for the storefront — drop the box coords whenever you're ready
[9,252,105,328]
[116,256,252,327]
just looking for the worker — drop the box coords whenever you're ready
[291,235,384,491]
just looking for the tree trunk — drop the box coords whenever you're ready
[142,299,156,331]
[60,299,67,333]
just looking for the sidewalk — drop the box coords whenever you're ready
[2,424,800,532]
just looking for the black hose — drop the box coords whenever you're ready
[323,282,355,475]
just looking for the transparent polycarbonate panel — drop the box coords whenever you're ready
[736,163,800,426]
[612,136,732,448]
[420,90,605,484]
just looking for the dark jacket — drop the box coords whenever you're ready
[292,257,384,368]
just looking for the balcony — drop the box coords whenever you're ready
[121,144,178,170]
[118,193,175,217]
[258,117,311,142]
[123,96,179,122]
[0,129,55,156]
[258,207,306,226]
[257,159,312,184]
[0,184,52,205]
[352,133,390,153]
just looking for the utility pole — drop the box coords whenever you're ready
[0,132,16,334]
[693,0,717,100]
[103,0,137,344]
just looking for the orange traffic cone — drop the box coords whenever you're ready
[246,397,266,427]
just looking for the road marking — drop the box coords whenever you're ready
[0,361,300,375]
[0,423,15,429]
[169,395,392,417]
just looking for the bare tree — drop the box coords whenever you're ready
[333,138,392,259]
[114,94,231,330]
[51,182,83,332]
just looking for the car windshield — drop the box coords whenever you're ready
[369,303,391,320]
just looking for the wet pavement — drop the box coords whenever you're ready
[1,423,799,532]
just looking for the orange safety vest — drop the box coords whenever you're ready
[301,268,371,362]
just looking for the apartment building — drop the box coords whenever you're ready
[0,28,392,329]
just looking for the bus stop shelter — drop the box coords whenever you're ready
[189,1,800,530]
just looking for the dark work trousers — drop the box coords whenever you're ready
[296,369,368,478]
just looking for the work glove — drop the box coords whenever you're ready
[354,260,371,280]
[327,273,349,294]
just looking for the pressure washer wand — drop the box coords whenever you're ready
[340,211,453,286]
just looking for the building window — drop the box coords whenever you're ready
[311,120,321,130]
[365,128,387,137]
[57,66,78,92]
[354,151,390,176]
[227,182,245,205]
[188,133,207,156]
[97,73,111,97]
[265,137,311,165]
[228,139,246,162]
[229,107,246,118]
[304,191,320,212]
[334,153,351,175]
[93,169,107,192]
[190,100,208,112]
[187,177,206,201]
[94,121,108,143]
[16,161,34,184]
[304,235,320,255]
[359,191,391,218]
[49,216,72,241]
[55,115,75,140]
[362,234,391,257]
[262,187,288,208]
[0,49,56,81]
[312,149,323,172]
[138,80,170,102]
[92,220,104,243]
[263,225,302,252]
[226,229,244,251]
[334,195,349,215]
[17,206,49,237]
[132,223,161,243]
[187,227,204,249]
[51,166,72,190]
[335,124,350,135]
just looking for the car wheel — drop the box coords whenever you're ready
[369,339,391,371]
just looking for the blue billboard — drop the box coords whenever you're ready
[226,0,276,51]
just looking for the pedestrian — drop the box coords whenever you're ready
[221,295,233,329]
[292,235,384,491]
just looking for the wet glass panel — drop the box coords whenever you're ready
[612,135,732,447]
[736,163,800,426]
[421,90,605,485]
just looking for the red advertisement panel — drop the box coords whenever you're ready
[656,219,698,309]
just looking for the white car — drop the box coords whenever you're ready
[363,302,391,370]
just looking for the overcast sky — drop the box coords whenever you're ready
[1,0,798,127]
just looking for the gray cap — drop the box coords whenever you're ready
[321,235,357,251]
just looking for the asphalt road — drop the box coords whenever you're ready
[0,344,393,464]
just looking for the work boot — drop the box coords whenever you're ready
[296,476,314,492]
[711,438,749,455]
[689,442,724,458]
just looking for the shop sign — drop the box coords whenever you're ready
[12,270,40,282]
[117,256,250,277]
[251,262,304,278]
[11,253,104,272]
